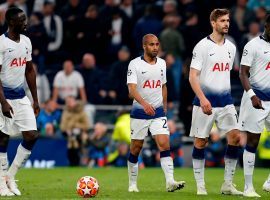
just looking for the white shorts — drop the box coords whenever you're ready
[238,92,270,133]
[130,117,169,140]
[0,96,37,137]
[190,105,238,138]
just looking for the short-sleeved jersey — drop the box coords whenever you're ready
[240,35,270,101]
[190,36,236,107]
[127,56,167,119]
[53,70,84,100]
[0,33,32,99]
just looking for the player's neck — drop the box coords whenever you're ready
[6,31,20,43]
[143,54,157,65]
[209,32,225,45]
[262,31,270,42]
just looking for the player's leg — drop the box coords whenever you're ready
[7,130,39,196]
[190,106,215,195]
[263,173,270,192]
[0,131,14,196]
[154,133,185,192]
[242,132,261,197]
[128,118,148,192]
[6,96,39,195]
[128,139,144,192]
[151,117,185,192]
[216,105,242,195]
[238,95,267,197]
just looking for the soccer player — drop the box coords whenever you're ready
[189,9,242,195]
[0,7,40,196]
[239,14,270,197]
[127,33,185,192]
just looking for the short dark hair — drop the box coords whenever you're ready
[265,14,270,24]
[210,8,230,22]
[5,7,24,24]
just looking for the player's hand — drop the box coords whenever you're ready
[1,101,13,118]
[33,101,40,117]
[142,102,156,116]
[251,96,264,110]
[200,97,212,115]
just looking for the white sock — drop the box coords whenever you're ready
[7,144,31,178]
[128,161,138,187]
[0,153,8,179]
[160,156,174,184]
[193,158,205,187]
[243,150,255,190]
[224,158,237,183]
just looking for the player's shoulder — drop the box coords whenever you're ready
[193,37,211,52]
[225,39,236,51]
[244,36,260,48]
[156,57,166,66]
[20,34,31,42]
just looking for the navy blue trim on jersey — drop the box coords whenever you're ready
[207,35,226,44]
[253,88,270,101]
[3,86,25,99]
[130,106,165,119]
[193,91,233,107]
[259,35,270,43]
[4,32,8,37]
[140,55,157,64]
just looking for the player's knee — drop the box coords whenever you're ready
[130,146,141,156]
[194,138,208,148]
[0,132,9,147]
[23,130,39,142]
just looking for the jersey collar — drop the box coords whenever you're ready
[207,35,226,44]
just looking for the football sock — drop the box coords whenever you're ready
[192,147,205,187]
[224,145,239,183]
[7,144,31,178]
[160,150,174,184]
[243,146,256,190]
[0,153,8,179]
[128,153,138,187]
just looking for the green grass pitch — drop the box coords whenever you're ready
[12,167,270,199]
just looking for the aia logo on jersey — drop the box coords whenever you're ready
[143,80,161,88]
[212,63,230,72]
[10,57,27,67]
[265,62,270,70]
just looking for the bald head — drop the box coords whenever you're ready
[142,34,159,58]
[142,34,158,45]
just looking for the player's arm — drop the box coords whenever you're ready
[0,65,13,118]
[239,65,263,109]
[189,68,212,115]
[162,84,167,114]
[25,61,40,116]
[128,83,155,116]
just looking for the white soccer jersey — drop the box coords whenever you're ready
[127,56,167,119]
[241,36,270,101]
[190,36,236,107]
[0,33,32,99]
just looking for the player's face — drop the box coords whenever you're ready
[213,14,230,35]
[143,37,160,58]
[13,12,27,33]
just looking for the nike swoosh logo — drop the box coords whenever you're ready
[210,53,215,56]
[264,51,269,54]
[142,71,147,74]
[8,49,14,52]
